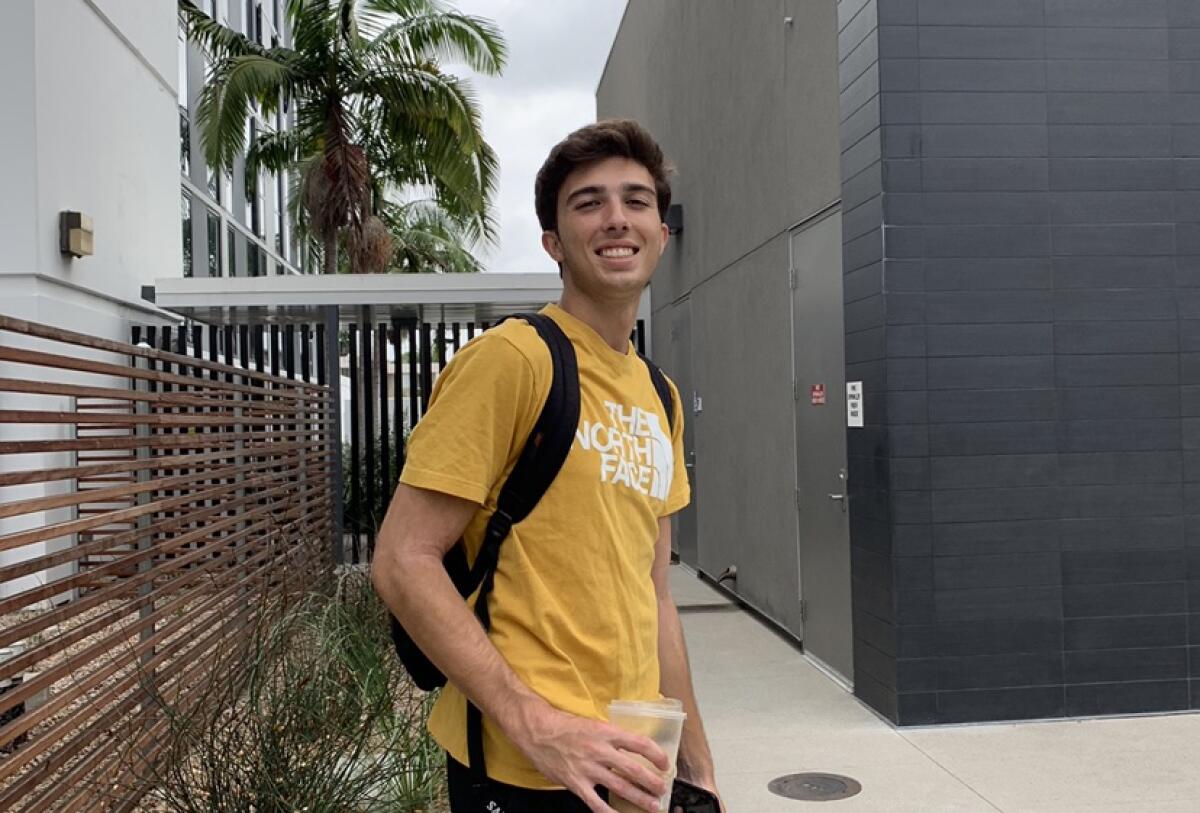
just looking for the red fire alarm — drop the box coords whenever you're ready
[811,384,826,405]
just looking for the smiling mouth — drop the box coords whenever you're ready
[596,247,638,258]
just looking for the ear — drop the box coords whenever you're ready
[541,230,564,263]
[658,222,669,256]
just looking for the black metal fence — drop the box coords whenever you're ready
[130,322,327,386]
[139,313,648,566]
[340,313,648,564]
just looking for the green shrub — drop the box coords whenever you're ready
[134,569,445,812]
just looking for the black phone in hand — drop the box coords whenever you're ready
[669,777,721,813]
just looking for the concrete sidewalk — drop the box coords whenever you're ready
[670,565,1200,812]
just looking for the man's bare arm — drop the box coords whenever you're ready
[371,483,670,813]
[651,516,722,808]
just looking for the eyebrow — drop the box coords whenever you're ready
[564,182,656,204]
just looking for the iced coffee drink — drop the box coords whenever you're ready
[607,699,686,813]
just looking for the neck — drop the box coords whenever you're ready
[557,287,640,353]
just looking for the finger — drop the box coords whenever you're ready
[608,730,670,771]
[604,762,672,810]
[576,782,617,813]
[609,752,668,798]
[604,766,666,813]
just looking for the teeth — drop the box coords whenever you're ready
[599,247,635,258]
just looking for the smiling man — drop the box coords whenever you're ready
[373,120,720,813]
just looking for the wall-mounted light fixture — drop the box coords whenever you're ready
[59,211,94,258]
[665,203,684,235]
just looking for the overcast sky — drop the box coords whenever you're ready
[454,0,629,274]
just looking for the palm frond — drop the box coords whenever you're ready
[353,63,479,140]
[361,0,433,21]
[366,10,507,76]
[287,155,327,270]
[366,138,478,218]
[338,0,361,48]
[286,0,338,63]
[247,127,315,175]
[196,54,298,170]
[379,199,483,273]
[179,0,266,61]
[364,100,498,243]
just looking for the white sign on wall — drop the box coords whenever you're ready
[847,381,863,427]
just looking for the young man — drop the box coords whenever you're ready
[372,120,721,813]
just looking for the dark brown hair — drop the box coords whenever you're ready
[534,119,673,232]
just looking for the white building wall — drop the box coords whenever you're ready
[0,0,179,604]
[91,0,178,81]
[0,1,39,283]
[10,0,181,323]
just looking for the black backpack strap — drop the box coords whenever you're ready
[467,311,579,787]
[639,352,676,433]
[462,313,580,593]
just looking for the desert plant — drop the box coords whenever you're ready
[131,569,444,812]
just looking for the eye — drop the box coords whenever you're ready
[576,199,600,210]
[627,197,651,208]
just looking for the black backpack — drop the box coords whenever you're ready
[388,311,676,783]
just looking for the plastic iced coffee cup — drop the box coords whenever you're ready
[607,698,686,813]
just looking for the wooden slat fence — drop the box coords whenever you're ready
[0,314,334,812]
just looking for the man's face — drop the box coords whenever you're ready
[541,157,669,303]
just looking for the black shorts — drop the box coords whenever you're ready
[446,755,610,813]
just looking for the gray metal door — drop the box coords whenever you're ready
[667,297,698,565]
[790,211,853,683]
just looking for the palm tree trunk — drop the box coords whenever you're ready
[323,233,337,275]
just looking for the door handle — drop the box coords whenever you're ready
[829,469,849,512]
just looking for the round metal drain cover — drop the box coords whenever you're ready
[768,772,862,801]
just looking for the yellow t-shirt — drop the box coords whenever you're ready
[398,303,690,789]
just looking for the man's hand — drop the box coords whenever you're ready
[511,703,671,813]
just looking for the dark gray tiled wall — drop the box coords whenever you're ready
[839,0,897,720]
[842,0,1200,723]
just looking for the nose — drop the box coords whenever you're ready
[602,196,630,232]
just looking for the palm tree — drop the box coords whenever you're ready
[380,198,483,273]
[179,0,504,274]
